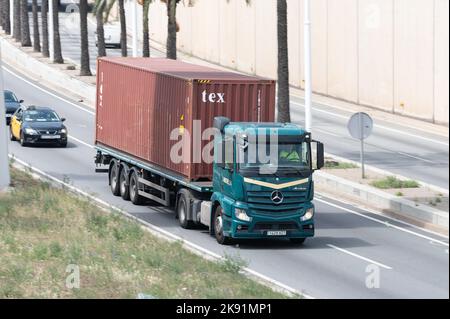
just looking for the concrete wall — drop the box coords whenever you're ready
[125,0,449,125]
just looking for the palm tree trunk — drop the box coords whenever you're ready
[52,0,63,63]
[0,2,4,30]
[118,0,127,57]
[166,0,176,60]
[32,0,40,52]
[2,0,11,34]
[79,0,91,76]
[96,0,106,57]
[277,0,290,123]
[41,0,49,57]
[13,0,21,41]
[142,0,150,57]
[20,0,31,46]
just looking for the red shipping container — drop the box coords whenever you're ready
[95,57,276,181]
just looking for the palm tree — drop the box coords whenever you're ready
[118,0,127,57]
[79,0,91,76]
[166,0,180,60]
[20,0,31,47]
[96,0,106,57]
[32,0,40,52]
[1,0,10,34]
[13,0,21,41]
[277,0,290,123]
[41,0,49,57]
[51,0,63,63]
[142,0,151,57]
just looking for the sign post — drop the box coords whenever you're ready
[347,112,373,179]
[0,40,11,190]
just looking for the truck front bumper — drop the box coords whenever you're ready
[224,214,315,239]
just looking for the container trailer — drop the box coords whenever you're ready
[94,57,324,245]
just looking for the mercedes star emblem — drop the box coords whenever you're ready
[271,191,284,204]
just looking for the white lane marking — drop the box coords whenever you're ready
[315,197,449,246]
[327,244,393,270]
[9,155,313,299]
[291,100,449,147]
[2,65,96,116]
[396,151,437,164]
[68,135,94,149]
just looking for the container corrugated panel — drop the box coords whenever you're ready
[95,57,275,181]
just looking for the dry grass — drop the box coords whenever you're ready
[0,169,287,299]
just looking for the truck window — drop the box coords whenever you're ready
[224,136,234,170]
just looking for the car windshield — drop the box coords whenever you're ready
[239,139,311,175]
[4,91,18,103]
[23,110,60,122]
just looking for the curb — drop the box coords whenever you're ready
[0,35,96,106]
[315,171,449,230]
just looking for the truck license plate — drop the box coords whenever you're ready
[41,135,60,139]
[266,230,287,236]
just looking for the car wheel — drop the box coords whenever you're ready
[119,167,130,201]
[59,141,67,148]
[129,170,144,205]
[10,128,16,141]
[214,205,233,245]
[177,190,195,229]
[109,161,121,196]
[20,132,27,147]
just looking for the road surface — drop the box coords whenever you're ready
[2,62,448,298]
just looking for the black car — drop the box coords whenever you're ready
[4,90,23,125]
[10,106,68,147]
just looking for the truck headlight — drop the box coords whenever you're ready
[25,128,38,135]
[300,207,314,222]
[235,208,252,222]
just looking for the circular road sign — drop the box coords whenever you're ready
[347,112,373,140]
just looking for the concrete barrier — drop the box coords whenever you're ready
[315,171,449,230]
[1,36,96,106]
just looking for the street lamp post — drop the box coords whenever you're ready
[304,0,312,133]
[0,40,11,190]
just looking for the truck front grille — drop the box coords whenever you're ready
[246,190,307,215]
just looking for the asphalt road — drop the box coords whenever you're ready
[2,62,449,299]
[30,9,449,189]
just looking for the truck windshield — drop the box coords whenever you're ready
[239,140,311,176]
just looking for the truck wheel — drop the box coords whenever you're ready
[10,127,16,141]
[177,190,195,229]
[214,206,233,245]
[290,238,306,245]
[109,161,121,196]
[129,170,144,205]
[119,167,130,200]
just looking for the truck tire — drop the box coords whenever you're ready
[213,205,233,245]
[119,166,130,200]
[289,238,306,245]
[177,189,195,229]
[109,161,121,196]
[129,170,144,205]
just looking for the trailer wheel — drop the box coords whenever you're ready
[129,170,144,205]
[109,161,121,196]
[177,190,195,229]
[213,205,233,245]
[119,167,130,200]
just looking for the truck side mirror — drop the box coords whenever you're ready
[314,141,324,170]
